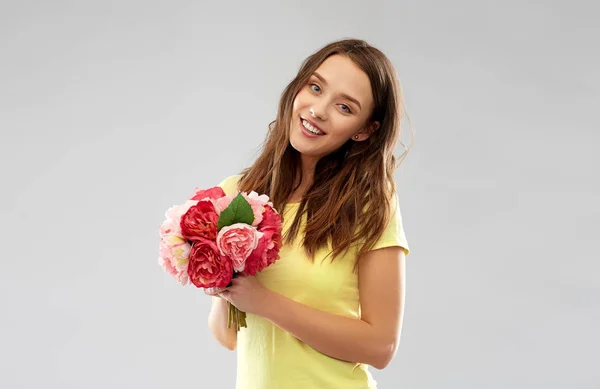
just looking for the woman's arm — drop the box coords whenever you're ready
[260,246,405,369]
[208,295,238,350]
[221,245,406,368]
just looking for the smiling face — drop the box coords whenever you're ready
[289,54,380,163]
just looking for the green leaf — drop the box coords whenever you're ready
[217,193,255,230]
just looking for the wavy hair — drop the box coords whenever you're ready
[236,38,413,268]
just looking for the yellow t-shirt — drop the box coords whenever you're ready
[218,175,410,389]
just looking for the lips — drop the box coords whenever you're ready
[300,117,326,135]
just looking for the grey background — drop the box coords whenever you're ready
[1,0,598,388]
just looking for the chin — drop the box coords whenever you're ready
[289,136,312,155]
[289,136,321,159]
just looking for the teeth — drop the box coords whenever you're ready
[302,119,324,135]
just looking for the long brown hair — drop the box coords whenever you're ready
[237,38,412,267]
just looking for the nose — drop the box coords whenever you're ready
[310,104,327,121]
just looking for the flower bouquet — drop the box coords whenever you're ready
[158,185,283,331]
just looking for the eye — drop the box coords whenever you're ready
[310,83,321,93]
[340,104,352,114]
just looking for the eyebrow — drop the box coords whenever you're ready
[313,72,362,110]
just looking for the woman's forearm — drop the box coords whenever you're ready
[208,296,237,350]
[258,290,395,369]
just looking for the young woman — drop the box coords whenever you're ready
[207,38,411,389]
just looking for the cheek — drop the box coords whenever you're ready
[292,90,310,111]
[329,117,362,137]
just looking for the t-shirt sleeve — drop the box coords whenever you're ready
[368,193,410,256]
[218,174,241,196]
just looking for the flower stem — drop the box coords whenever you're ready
[227,301,233,329]
[226,302,248,331]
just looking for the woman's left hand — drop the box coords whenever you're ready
[218,273,271,316]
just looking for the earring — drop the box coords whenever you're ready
[354,135,359,140]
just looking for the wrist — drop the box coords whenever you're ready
[255,288,276,318]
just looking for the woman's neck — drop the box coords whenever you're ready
[299,154,318,184]
[289,154,319,202]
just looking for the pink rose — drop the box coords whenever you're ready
[159,215,180,238]
[189,186,226,201]
[216,223,263,272]
[158,235,191,285]
[247,191,272,205]
[244,191,272,226]
[187,239,233,289]
[181,200,219,241]
[214,195,234,215]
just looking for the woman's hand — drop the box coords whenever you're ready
[204,286,227,297]
[218,273,271,316]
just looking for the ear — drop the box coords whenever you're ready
[370,121,380,134]
[352,121,380,142]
